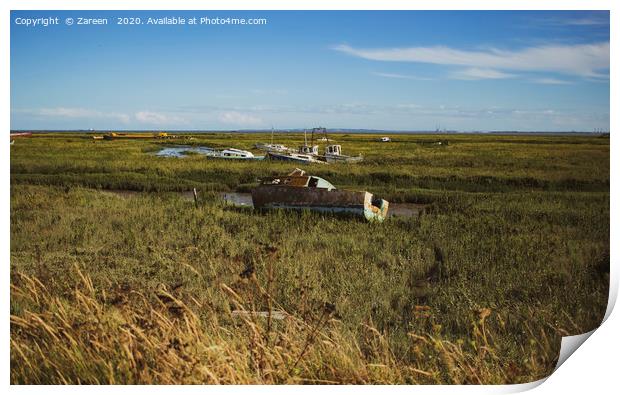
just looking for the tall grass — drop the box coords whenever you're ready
[10,133,609,384]
[10,133,609,196]
[11,264,559,384]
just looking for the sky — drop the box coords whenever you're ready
[10,10,610,131]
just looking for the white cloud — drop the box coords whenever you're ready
[531,78,572,85]
[333,42,609,78]
[38,107,99,117]
[561,17,609,26]
[450,68,515,80]
[218,111,264,126]
[134,111,186,125]
[532,15,609,27]
[21,107,131,123]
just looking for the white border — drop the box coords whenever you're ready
[2,1,617,394]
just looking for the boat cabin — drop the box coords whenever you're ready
[269,144,288,151]
[298,144,319,155]
[325,144,342,156]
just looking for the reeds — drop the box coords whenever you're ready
[10,133,609,384]
[11,266,562,384]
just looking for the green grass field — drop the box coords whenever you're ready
[10,132,609,384]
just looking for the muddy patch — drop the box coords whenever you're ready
[155,146,217,158]
[389,203,429,218]
[220,192,253,207]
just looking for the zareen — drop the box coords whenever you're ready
[77,18,108,25]
[251,168,389,222]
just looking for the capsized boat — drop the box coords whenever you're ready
[251,169,389,221]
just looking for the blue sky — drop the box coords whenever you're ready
[10,10,610,131]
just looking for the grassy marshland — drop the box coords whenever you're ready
[10,132,609,384]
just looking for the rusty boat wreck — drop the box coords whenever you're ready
[251,169,389,222]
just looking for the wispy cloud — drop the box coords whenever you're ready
[373,72,433,81]
[332,42,609,78]
[560,17,609,26]
[134,111,186,125]
[218,111,264,126]
[450,68,515,80]
[531,78,572,85]
[13,107,190,126]
[18,107,131,123]
[531,15,609,27]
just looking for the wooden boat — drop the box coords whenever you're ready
[10,132,33,138]
[251,169,389,222]
[10,132,32,144]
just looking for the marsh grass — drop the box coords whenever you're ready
[10,133,609,384]
[10,133,609,196]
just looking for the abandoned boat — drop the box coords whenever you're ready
[265,151,326,164]
[265,143,326,164]
[255,142,291,153]
[218,148,255,159]
[254,128,292,153]
[251,169,389,221]
[322,144,364,163]
[199,148,256,159]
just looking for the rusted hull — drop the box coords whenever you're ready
[10,132,32,138]
[251,185,388,221]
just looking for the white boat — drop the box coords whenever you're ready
[155,146,260,159]
[255,142,291,153]
[265,151,326,164]
[322,144,363,163]
[298,144,319,156]
[217,148,255,159]
[266,131,327,164]
[255,127,292,153]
